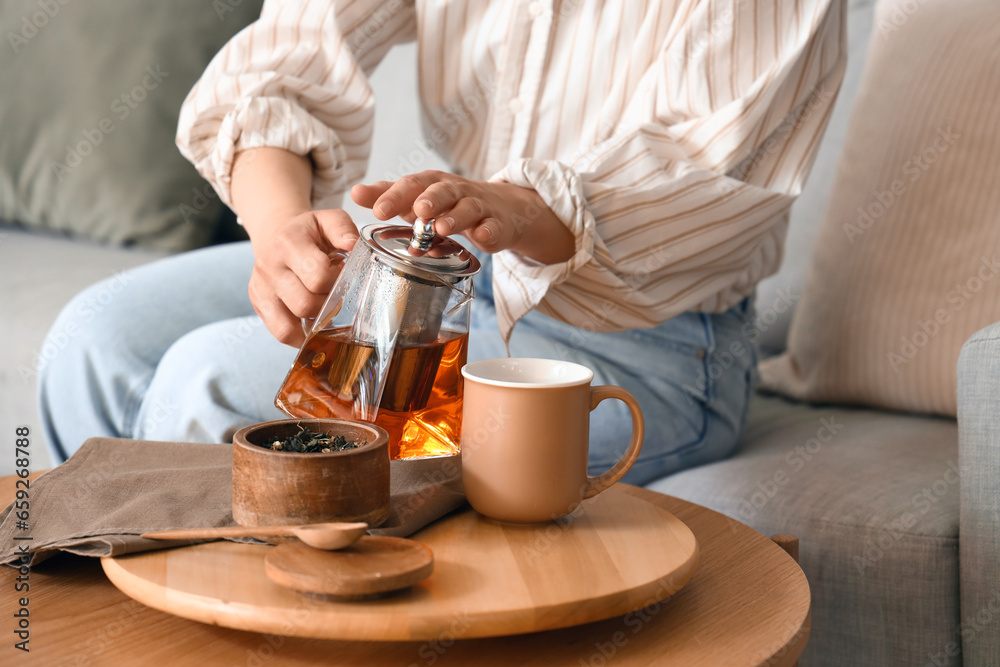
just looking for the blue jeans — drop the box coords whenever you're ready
[39,241,758,486]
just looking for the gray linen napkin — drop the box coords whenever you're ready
[0,437,465,567]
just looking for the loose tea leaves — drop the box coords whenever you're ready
[265,425,367,453]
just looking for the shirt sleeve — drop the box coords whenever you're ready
[176,0,416,210]
[489,0,847,342]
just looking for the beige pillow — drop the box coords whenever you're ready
[759,0,1000,417]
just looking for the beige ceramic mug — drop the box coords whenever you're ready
[461,358,644,523]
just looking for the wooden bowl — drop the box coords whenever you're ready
[232,419,390,528]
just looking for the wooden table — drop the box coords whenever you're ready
[1,473,810,666]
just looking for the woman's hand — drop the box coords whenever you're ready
[230,147,359,347]
[351,171,574,265]
[246,208,359,346]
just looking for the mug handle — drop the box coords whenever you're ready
[582,385,645,499]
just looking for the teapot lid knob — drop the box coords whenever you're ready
[409,218,436,252]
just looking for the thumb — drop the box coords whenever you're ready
[313,209,361,253]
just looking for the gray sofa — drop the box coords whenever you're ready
[2,1,996,665]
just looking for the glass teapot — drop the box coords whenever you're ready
[275,222,482,459]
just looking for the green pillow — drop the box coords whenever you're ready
[0,0,262,250]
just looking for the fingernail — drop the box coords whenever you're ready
[417,199,434,213]
[343,233,359,243]
[441,217,455,232]
[375,202,390,218]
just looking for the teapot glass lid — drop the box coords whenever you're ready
[362,224,482,280]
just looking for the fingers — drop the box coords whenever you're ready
[352,181,419,221]
[313,208,360,252]
[350,181,392,210]
[430,195,488,236]
[425,189,515,253]
[411,180,463,221]
[369,172,443,220]
[276,211,352,296]
[464,218,514,254]
[247,209,359,347]
[352,177,435,222]
[349,173,523,256]
[353,172,475,228]
[249,273,307,347]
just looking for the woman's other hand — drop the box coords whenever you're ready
[351,171,574,265]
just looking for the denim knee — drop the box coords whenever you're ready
[135,316,292,443]
[38,271,149,461]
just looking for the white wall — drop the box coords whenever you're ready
[341,42,450,224]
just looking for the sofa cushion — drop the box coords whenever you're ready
[0,228,167,475]
[649,393,960,665]
[0,1,262,250]
[758,0,1000,416]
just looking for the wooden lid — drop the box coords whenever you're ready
[264,536,434,598]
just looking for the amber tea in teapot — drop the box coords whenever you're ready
[276,326,467,459]
[274,224,480,460]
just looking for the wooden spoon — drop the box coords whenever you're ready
[141,522,368,550]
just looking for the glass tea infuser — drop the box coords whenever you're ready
[275,222,482,459]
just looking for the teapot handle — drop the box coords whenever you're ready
[439,274,476,316]
[299,249,351,336]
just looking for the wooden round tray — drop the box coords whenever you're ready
[101,485,698,641]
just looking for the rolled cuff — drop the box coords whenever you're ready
[181,96,349,211]
[488,158,597,342]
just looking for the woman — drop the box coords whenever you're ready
[40,0,845,485]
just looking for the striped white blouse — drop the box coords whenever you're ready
[176,0,847,343]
